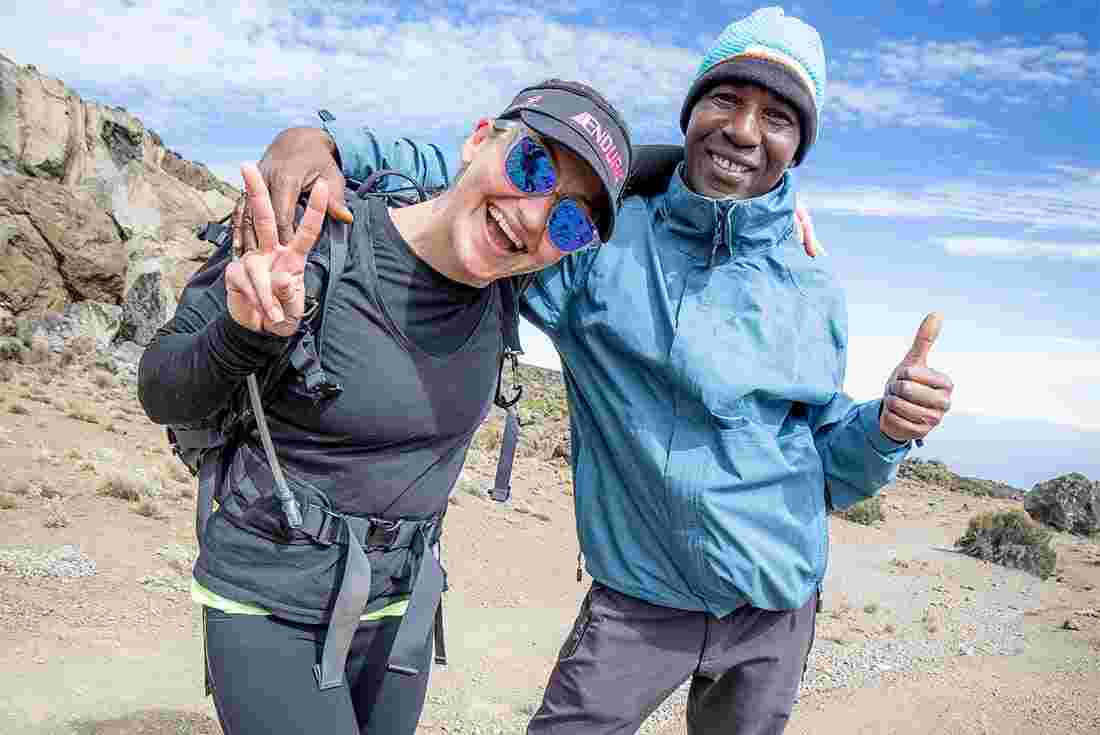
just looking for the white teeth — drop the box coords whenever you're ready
[489,204,526,253]
[711,153,750,173]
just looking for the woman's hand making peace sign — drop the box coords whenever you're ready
[226,163,329,337]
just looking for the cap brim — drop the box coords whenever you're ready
[514,109,616,243]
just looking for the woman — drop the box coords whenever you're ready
[138,80,633,735]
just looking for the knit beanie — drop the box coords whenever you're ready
[679,7,826,166]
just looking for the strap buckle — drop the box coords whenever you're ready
[367,518,403,549]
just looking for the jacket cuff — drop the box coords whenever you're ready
[860,399,911,458]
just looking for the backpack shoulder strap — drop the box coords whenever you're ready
[622,144,684,199]
[317,215,349,363]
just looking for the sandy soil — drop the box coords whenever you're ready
[0,358,1097,734]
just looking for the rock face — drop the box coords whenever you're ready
[0,52,236,350]
[1025,473,1100,536]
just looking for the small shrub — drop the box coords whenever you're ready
[840,497,885,526]
[955,509,1057,580]
[0,493,17,510]
[8,403,29,415]
[883,622,897,635]
[863,602,879,615]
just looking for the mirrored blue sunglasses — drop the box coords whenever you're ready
[494,120,601,253]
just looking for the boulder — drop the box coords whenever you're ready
[0,174,127,315]
[118,258,176,346]
[17,301,123,353]
[1025,473,1100,536]
[0,53,235,320]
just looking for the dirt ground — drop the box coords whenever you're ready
[0,357,1097,735]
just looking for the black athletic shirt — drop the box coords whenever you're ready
[138,197,502,620]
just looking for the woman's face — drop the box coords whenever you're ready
[443,122,605,287]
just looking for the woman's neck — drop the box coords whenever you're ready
[388,194,483,287]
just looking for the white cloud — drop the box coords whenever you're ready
[802,166,1100,234]
[867,36,1099,89]
[1,0,697,146]
[936,236,1100,259]
[828,81,984,131]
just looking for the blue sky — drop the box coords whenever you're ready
[4,0,1098,488]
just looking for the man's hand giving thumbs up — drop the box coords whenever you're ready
[880,313,954,443]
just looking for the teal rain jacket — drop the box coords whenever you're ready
[521,167,910,616]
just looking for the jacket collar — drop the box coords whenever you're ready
[661,163,797,265]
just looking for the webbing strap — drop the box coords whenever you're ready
[387,535,446,676]
[318,218,348,365]
[490,407,520,502]
[195,450,220,544]
[314,522,372,690]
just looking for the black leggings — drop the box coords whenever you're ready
[203,607,432,735]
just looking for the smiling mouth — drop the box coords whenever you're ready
[487,204,528,254]
[710,152,754,175]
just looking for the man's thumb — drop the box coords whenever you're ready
[902,312,943,367]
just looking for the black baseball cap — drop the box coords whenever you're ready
[498,81,632,243]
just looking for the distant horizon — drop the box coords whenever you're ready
[516,331,1100,492]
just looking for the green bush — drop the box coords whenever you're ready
[955,509,1057,579]
[840,496,885,526]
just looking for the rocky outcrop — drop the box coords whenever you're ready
[1025,473,1100,536]
[0,51,237,357]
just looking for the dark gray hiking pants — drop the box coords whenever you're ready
[527,581,818,735]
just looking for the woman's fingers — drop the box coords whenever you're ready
[242,250,283,324]
[241,163,281,255]
[286,179,329,265]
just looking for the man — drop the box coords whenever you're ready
[240,8,953,734]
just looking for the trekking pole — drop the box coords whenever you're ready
[246,364,303,529]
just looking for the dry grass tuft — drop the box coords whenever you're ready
[43,500,70,528]
[839,496,885,526]
[8,402,29,415]
[97,472,145,502]
[134,499,165,520]
[25,335,50,365]
[65,400,101,424]
[93,370,116,390]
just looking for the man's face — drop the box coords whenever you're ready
[445,123,604,287]
[684,82,801,200]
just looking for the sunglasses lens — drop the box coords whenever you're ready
[548,199,599,253]
[505,136,556,194]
